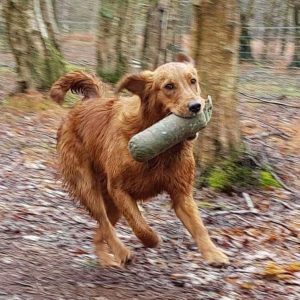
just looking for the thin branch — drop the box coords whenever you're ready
[271,198,294,210]
[269,169,298,194]
[265,218,299,237]
[209,209,259,216]
[239,92,300,109]
[239,113,291,137]
[261,151,298,194]
[247,131,289,140]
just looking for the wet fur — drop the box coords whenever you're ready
[50,55,229,267]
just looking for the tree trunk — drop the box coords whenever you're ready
[292,4,300,67]
[141,0,162,70]
[240,0,255,60]
[192,0,241,170]
[96,0,139,82]
[3,0,65,92]
[40,0,60,50]
[142,0,184,70]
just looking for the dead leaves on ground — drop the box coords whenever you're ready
[262,261,300,281]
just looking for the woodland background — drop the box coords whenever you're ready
[0,1,300,299]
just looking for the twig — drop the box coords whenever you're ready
[239,113,291,137]
[247,131,288,140]
[242,192,257,213]
[269,169,296,194]
[239,92,300,109]
[261,150,297,194]
[244,136,278,150]
[271,198,294,210]
[209,209,259,216]
[265,218,299,237]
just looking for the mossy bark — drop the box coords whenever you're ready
[3,0,65,92]
[142,0,184,70]
[292,5,300,67]
[239,0,255,60]
[96,0,139,83]
[192,0,241,170]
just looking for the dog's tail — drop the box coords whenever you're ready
[50,71,104,104]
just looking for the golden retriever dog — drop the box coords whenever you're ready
[50,54,229,267]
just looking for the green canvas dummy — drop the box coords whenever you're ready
[129,96,213,162]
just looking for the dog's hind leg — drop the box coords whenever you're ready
[93,194,124,267]
[58,133,131,266]
[107,184,161,248]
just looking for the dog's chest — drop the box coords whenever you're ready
[121,154,192,200]
[123,165,169,200]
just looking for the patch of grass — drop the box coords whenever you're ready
[1,94,59,112]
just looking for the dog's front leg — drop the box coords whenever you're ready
[171,192,229,266]
[108,184,161,248]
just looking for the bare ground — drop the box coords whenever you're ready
[0,47,300,299]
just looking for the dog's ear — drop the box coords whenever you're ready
[116,71,153,98]
[176,53,194,65]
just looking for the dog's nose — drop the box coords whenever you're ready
[188,101,201,113]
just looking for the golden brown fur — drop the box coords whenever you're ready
[50,54,229,267]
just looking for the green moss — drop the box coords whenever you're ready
[259,170,282,188]
[97,54,127,83]
[207,166,228,189]
[28,40,66,90]
[196,153,281,192]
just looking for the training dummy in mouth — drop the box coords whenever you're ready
[129,96,213,162]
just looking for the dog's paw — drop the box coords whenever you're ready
[203,248,229,267]
[99,257,121,268]
[115,246,134,266]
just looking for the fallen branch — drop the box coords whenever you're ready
[239,92,300,109]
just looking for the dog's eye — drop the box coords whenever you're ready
[164,83,175,90]
[191,78,197,84]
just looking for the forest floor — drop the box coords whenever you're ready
[0,50,300,299]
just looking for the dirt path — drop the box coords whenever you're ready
[0,93,299,299]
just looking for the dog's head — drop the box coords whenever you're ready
[116,53,205,118]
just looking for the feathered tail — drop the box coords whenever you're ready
[50,71,104,104]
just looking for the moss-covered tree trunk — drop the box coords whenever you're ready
[142,0,184,70]
[141,0,162,70]
[40,0,61,50]
[96,0,140,82]
[3,0,65,92]
[292,4,300,67]
[240,0,255,60]
[192,0,241,170]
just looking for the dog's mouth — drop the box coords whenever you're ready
[170,110,200,119]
